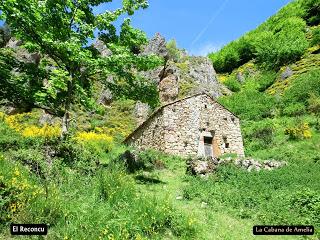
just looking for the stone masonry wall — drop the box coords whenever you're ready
[125,109,166,152]
[125,94,245,158]
[161,94,244,157]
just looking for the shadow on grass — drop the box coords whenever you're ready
[135,175,166,185]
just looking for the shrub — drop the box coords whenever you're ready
[8,149,47,177]
[282,69,320,110]
[283,103,306,116]
[254,18,308,70]
[223,76,241,92]
[284,122,312,140]
[218,88,276,120]
[256,71,277,92]
[54,140,99,173]
[311,27,320,46]
[242,120,275,153]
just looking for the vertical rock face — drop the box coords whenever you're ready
[93,39,112,57]
[6,38,41,65]
[142,33,168,58]
[98,88,113,106]
[140,33,223,102]
[159,74,179,104]
[134,101,151,125]
[184,56,222,98]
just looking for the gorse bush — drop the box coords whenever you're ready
[284,122,312,140]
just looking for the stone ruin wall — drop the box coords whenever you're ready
[125,94,245,158]
[125,109,166,152]
[162,95,244,157]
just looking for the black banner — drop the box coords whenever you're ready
[11,224,48,235]
[253,225,314,235]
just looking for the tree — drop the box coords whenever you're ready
[166,39,180,62]
[0,0,162,138]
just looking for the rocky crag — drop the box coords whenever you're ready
[141,33,227,104]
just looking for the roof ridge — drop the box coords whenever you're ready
[123,92,238,143]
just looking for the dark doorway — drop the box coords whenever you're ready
[204,136,213,157]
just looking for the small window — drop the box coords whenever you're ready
[224,117,227,121]
[231,117,235,123]
[204,136,213,145]
[206,122,210,127]
[223,136,229,148]
[204,105,207,109]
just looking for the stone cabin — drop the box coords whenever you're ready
[124,93,245,158]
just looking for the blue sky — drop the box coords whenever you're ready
[1,0,292,56]
[128,0,293,55]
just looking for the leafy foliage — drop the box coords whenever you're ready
[218,81,276,120]
[0,0,162,135]
[208,0,316,73]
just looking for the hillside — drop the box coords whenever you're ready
[0,0,320,239]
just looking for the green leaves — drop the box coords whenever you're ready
[0,0,163,132]
[209,0,312,73]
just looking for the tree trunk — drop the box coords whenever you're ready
[61,79,73,139]
[61,111,70,139]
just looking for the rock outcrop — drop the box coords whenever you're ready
[6,38,41,65]
[140,33,224,102]
[142,33,168,58]
[134,101,151,125]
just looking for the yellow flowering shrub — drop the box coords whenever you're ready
[285,122,312,140]
[22,124,60,138]
[0,156,44,223]
[74,131,113,142]
[2,112,60,139]
[74,131,114,153]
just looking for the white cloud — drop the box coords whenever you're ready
[189,43,222,56]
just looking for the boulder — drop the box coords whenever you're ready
[6,38,41,65]
[98,88,113,106]
[134,101,151,125]
[281,67,293,80]
[93,39,112,57]
[119,150,145,173]
[186,157,217,176]
[236,72,245,83]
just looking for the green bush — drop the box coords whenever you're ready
[283,103,306,116]
[218,88,276,120]
[242,120,275,153]
[311,27,320,46]
[8,148,47,177]
[282,69,320,111]
[256,71,277,92]
[223,76,241,92]
[254,18,308,70]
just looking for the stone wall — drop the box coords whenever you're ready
[125,94,245,158]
